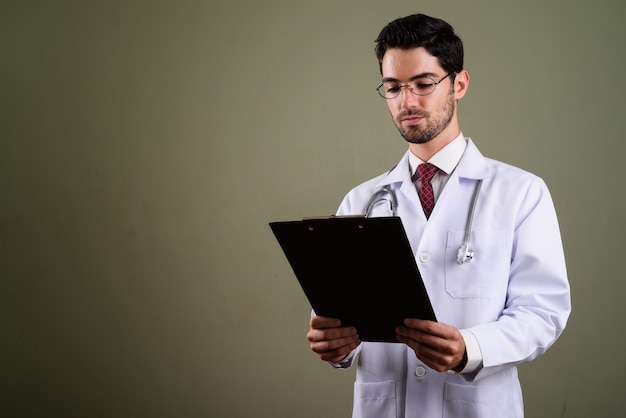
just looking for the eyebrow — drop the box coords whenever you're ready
[382,72,440,83]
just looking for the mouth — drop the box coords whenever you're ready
[401,116,423,125]
[398,109,428,126]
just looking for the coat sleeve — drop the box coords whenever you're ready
[465,177,571,381]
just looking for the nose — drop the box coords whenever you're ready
[398,85,419,108]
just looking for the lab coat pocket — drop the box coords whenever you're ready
[443,382,513,418]
[353,380,396,418]
[444,230,509,299]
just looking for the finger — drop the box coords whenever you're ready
[309,331,360,362]
[396,325,417,339]
[396,327,463,368]
[310,333,360,353]
[315,342,359,363]
[398,328,457,356]
[396,336,453,371]
[403,319,450,338]
[396,332,418,352]
[310,315,342,329]
[307,325,358,343]
[400,321,461,350]
[396,325,430,346]
[419,348,461,372]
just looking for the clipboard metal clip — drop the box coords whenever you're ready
[302,215,367,231]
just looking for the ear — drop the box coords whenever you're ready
[453,69,470,100]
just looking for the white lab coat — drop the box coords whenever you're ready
[334,138,570,418]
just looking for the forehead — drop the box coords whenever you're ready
[381,47,444,80]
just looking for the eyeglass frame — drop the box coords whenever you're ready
[376,71,455,99]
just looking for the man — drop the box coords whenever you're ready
[306,14,570,418]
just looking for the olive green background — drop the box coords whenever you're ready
[2,1,625,417]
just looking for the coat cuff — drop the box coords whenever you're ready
[458,329,483,373]
[329,348,358,369]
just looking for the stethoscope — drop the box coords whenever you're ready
[364,180,483,265]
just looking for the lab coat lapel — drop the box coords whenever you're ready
[426,138,489,221]
[373,151,411,188]
[373,151,421,206]
[455,138,490,181]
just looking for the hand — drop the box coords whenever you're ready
[396,318,467,373]
[307,316,361,363]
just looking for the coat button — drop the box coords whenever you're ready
[419,253,431,263]
[415,366,427,378]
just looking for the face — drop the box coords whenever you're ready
[380,47,467,146]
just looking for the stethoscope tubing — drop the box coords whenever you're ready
[364,179,483,264]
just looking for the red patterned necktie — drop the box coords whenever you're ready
[417,163,438,219]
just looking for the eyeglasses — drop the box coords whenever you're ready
[376,72,454,99]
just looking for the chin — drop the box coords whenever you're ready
[402,131,435,144]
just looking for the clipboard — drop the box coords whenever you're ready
[269,216,436,343]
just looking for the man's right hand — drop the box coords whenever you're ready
[306,316,361,363]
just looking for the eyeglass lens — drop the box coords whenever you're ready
[377,77,439,99]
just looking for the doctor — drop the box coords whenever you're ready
[306,13,570,418]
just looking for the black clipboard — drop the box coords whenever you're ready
[269,216,436,343]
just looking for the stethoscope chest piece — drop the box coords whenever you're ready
[457,242,474,264]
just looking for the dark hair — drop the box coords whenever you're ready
[375,14,464,75]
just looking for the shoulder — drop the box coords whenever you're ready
[463,140,554,207]
[465,139,547,187]
[485,157,548,188]
[481,157,556,215]
[336,152,411,216]
[336,172,395,216]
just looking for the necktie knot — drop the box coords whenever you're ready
[416,163,438,219]
[417,162,438,183]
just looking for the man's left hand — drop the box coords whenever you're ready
[396,319,467,373]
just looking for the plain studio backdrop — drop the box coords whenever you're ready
[2,1,625,417]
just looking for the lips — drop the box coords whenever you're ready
[402,116,423,124]
[398,109,428,125]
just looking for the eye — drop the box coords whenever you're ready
[413,79,435,91]
[385,84,401,94]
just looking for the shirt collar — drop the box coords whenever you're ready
[408,133,467,176]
